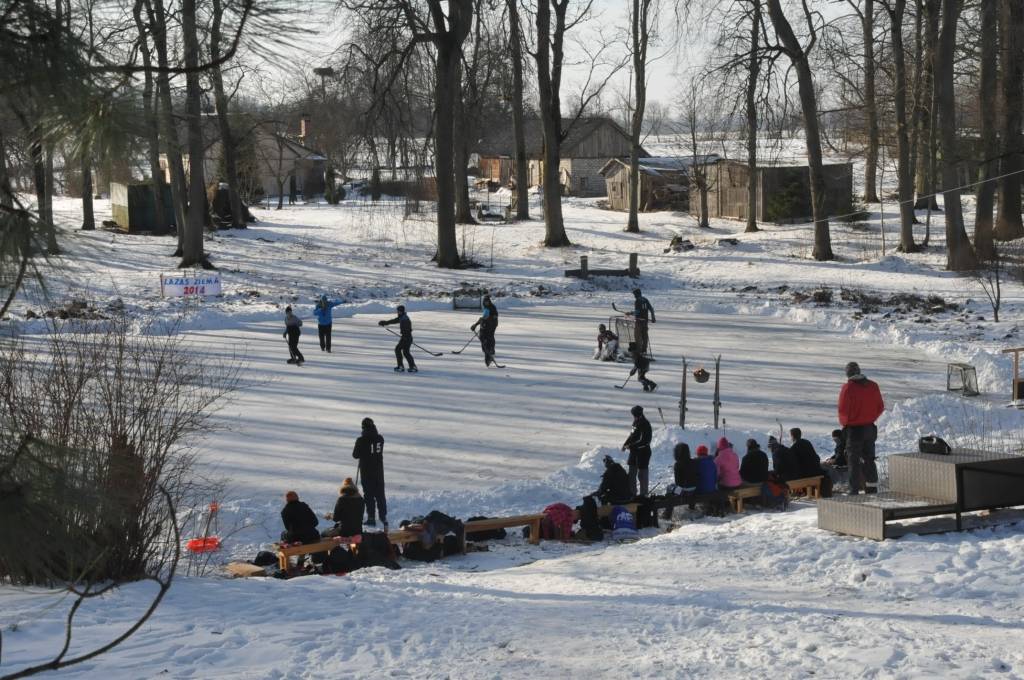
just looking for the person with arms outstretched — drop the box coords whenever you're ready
[313,294,343,352]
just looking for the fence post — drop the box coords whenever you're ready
[580,255,588,279]
[628,252,638,277]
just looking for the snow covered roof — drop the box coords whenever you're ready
[598,154,721,178]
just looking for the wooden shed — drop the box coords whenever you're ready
[599,156,719,212]
[476,117,640,197]
[693,160,854,224]
[110,182,175,234]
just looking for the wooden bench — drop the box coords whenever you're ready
[728,484,763,513]
[464,514,546,545]
[786,475,824,500]
[276,534,361,572]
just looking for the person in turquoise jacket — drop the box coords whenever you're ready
[313,294,342,352]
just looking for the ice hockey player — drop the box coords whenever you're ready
[470,294,499,366]
[313,294,343,352]
[352,417,388,529]
[378,305,417,372]
[630,288,656,355]
[621,405,653,496]
[594,323,619,361]
[628,342,657,392]
[283,306,305,365]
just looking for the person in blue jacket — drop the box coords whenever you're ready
[313,294,343,352]
[694,444,718,493]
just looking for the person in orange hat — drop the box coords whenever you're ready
[280,491,319,544]
[323,478,364,538]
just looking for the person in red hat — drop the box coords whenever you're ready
[694,444,717,494]
[838,361,885,494]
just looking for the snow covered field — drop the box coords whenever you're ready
[3,195,1024,678]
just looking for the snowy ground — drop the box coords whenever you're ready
[3,193,1024,678]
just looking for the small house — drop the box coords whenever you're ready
[599,155,720,212]
[476,117,640,197]
[693,160,854,223]
[110,182,174,233]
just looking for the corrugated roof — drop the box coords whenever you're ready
[476,116,637,158]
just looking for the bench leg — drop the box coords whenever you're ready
[529,519,541,545]
[278,554,288,572]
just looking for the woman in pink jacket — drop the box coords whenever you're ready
[714,436,743,490]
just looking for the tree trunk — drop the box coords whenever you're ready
[454,57,475,225]
[625,0,649,233]
[508,0,530,220]
[535,0,572,247]
[889,0,917,251]
[44,144,57,253]
[914,0,940,210]
[973,0,998,258]
[908,0,923,215]
[994,0,1024,240]
[862,0,880,203]
[147,0,187,253]
[699,182,710,228]
[210,0,245,230]
[434,43,462,266]
[133,0,167,234]
[765,0,833,260]
[81,152,95,230]
[0,128,12,209]
[179,0,208,268]
[935,0,977,271]
[744,5,760,233]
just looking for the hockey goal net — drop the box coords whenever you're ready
[611,316,653,359]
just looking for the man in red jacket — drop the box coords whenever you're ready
[838,361,885,494]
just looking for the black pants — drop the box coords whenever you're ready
[847,424,878,494]
[636,366,656,390]
[479,331,496,363]
[362,478,387,523]
[634,319,650,355]
[395,335,415,368]
[287,332,304,362]
[318,324,332,351]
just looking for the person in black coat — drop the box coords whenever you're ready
[595,455,632,504]
[628,344,657,392]
[378,305,416,372]
[790,427,823,477]
[621,405,653,496]
[352,417,388,528]
[824,429,847,467]
[323,477,364,538]
[768,435,799,480]
[740,439,770,484]
[280,491,320,543]
[630,288,656,356]
[471,295,499,366]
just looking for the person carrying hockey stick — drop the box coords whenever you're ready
[594,323,619,361]
[352,418,388,529]
[628,342,657,392]
[378,305,417,372]
[283,306,305,365]
[470,295,499,366]
[621,405,653,497]
[630,288,656,356]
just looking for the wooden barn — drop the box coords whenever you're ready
[476,117,639,197]
[693,160,854,223]
[599,155,719,212]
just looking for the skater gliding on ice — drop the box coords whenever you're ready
[628,343,657,392]
[594,323,619,361]
[353,417,388,529]
[313,294,342,352]
[471,294,499,366]
[283,306,305,365]
[379,305,417,372]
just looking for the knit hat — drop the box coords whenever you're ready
[397,304,406,313]
[361,417,374,430]
[285,306,292,314]
[845,361,861,378]
[631,405,644,417]
[717,436,731,450]
[603,454,616,467]
[340,478,357,495]
[696,444,709,457]
[746,438,759,449]
[285,490,298,502]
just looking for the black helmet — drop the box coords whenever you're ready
[397,304,406,313]
[361,417,375,430]
[632,288,641,296]
[631,405,643,417]
[599,323,606,331]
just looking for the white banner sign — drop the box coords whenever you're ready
[160,272,222,298]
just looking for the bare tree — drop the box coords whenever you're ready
[625,0,658,233]
[847,0,880,203]
[973,0,997,259]
[764,0,834,260]
[882,0,918,251]
[994,0,1023,240]
[508,0,531,220]
[210,0,246,229]
[934,0,976,270]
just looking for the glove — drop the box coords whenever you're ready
[470,324,478,331]
[629,367,637,376]
[282,332,287,339]
[378,320,386,326]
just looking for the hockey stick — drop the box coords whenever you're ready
[611,302,631,316]
[657,407,667,428]
[613,372,634,389]
[450,331,479,354]
[383,327,443,356]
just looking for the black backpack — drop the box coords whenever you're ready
[634,499,658,528]
[357,533,401,570]
[325,546,356,573]
[578,496,604,541]
[919,435,952,455]
[465,516,508,542]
